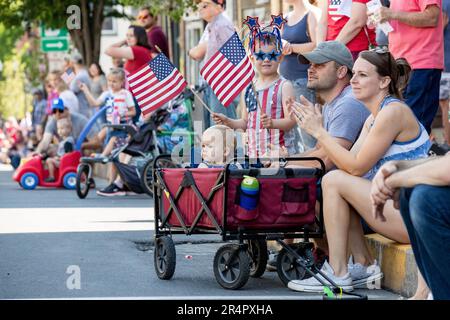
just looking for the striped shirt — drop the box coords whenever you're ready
[246,79,295,158]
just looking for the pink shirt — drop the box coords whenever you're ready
[389,0,444,70]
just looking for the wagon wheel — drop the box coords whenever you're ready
[76,163,91,199]
[213,244,250,290]
[154,236,176,280]
[276,243,315,286]
[245,239,268,278]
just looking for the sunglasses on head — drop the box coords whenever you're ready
[370,46,389,54]
[52,109,64,114]
[254,50,281,61]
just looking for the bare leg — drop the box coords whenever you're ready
[46,158,56,178]
[409,270,430,300]
[322,170,409,277]
[101,137,116,157]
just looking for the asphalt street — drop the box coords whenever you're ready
[0,164,403,300]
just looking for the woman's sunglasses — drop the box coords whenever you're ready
[52,109,64,114]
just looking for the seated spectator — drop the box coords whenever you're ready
[35,98,95,156]
[370,154,450,300]
[44,118,75,182]
[287,48,430,292]
[264,41,370,271]
[198,125,240,168]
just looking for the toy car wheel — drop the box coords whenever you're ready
[20,173,39,190]
[276,242,315,286]
[76,164,91,198]
[154,236,176,280]
[63,172,77,190]
[246,239,268,278]
[213,244,250,290]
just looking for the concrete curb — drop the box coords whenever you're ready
[366,234,417,298]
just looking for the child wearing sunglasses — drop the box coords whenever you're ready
[212,32,297,159]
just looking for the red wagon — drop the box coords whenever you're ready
[152,155,366,299]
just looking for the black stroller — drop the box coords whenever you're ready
[75,120,162,199]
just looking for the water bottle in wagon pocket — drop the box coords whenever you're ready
[239,175,260,211]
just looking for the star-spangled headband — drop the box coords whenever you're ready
[243,14,287,53]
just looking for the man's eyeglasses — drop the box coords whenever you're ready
[52,109,64,114]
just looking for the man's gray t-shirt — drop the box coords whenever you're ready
[70,69,92,119]
[45,112,96,142]
[322,85,370,144]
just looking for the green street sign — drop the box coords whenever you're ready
[40,26,68,38]
[41,38,69,52]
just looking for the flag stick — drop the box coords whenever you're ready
[189,86,214,114]
[250,82,264,112]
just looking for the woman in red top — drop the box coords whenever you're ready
[105,25,157,75]
[105,25,158,122]
[317,0,376,60]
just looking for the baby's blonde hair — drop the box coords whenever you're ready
[108,68,126,81]
[203,125,236,163]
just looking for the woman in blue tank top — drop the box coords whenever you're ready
[281,0,320,153]
[287,49,432,293]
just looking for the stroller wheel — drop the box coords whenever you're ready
[140,157,154,197]
[213,244,250,290]
[246,239,268,278]
[154,236,176,280]
[276,243,315,286]
[76,164,91,199]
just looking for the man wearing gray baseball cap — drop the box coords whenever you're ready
[266,41,370,279]
[298,40,355,71]
[287,41,369,172]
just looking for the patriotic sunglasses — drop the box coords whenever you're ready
[254,50,281,61]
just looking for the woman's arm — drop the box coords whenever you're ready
[285,13,318,55]
[296,102,403,176]
[335,2,368,45]
[316,0,329,43]
[105,39,134,60]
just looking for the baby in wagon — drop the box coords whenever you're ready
[198,125,242,169]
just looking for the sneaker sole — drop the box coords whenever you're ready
[288,282,354,293]
[96,191,126,197]
[352,273,384,289]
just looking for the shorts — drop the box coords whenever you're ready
[106,127,128,149]
[439,72,450,100]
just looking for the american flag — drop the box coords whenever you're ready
[127,53,187,116]
[329,0,352,22]
[200,32,255,107]
[61,68,76,85]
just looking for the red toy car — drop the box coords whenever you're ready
[13,151,81,190]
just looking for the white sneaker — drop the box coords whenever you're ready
[348,259,383,289]
[287,261,354,293]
